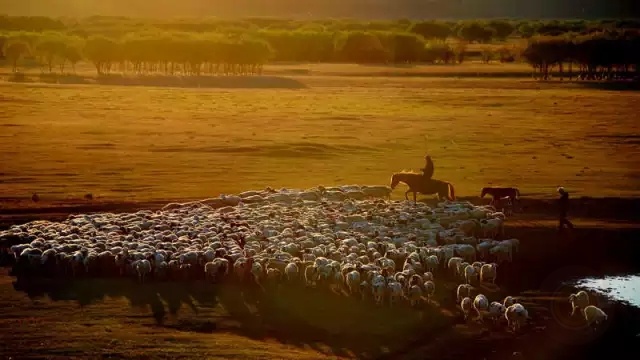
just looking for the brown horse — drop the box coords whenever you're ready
[390,172,456,203]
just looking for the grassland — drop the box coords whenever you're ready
[1,63,640,359]
[1,64,639,205]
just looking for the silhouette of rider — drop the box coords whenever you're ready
[421,154,434,180]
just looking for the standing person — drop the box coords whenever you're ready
[421,154,434,180]
[557,187,574,231]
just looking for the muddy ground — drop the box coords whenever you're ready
[1,196,639,359]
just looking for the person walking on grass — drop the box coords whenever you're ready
[557,187,574,231]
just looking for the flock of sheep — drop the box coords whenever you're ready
[0,184,608,331]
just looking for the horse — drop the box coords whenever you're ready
[480,187,520,215]
[390,172,456,204]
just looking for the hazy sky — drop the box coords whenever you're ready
[0,0,634,19]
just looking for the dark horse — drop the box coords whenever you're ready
[390,172,456,203]
[480,186,520,214]
[480,187,520,205]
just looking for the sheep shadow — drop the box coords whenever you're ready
[9,275,454,358]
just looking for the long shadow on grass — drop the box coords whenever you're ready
[10,275,453,358]
[9,73,308,89]
[574,80,640,92]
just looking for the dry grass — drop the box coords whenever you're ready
[1,67,639,203]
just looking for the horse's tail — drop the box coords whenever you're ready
[448,182,456,201]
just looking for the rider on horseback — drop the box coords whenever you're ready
[421,154,434,180]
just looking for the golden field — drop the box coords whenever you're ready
[1,63,639,203]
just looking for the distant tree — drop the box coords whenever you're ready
[84,36,120,75]
[487,20,515,40]
[409,21,451,40]
[336,32,390,64]
[389,33,425,63]
[35,37,67,73]
[517,22,536,38]
[457,22,496,43]
[3,40,30,72]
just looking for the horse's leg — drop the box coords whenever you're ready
[413,191,417,205]
[405,190,410,201]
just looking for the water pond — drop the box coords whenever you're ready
[572,274,640,308]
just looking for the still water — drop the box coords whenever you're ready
[573,275,640,308]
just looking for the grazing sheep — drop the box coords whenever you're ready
[583,305,608,330]
[2,187,524,326]
[505,303,529,332]
[473,294,490,322]
[480,263,498,284]
[387,281,404,307]
[345,270,361,296]
[425,255,439,273]
[135,259,152,283]
[284,262,300,282]
[456,283,474,303]
[464,264,479,285]
[503,296,517,308]
[423,280,435,304]
[447,257,464,277]
[487,301,507,323]
[304,265,318,287]
[460,297,473,320]
[569,290,590,316]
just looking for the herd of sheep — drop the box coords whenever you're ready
[0,184,608,331]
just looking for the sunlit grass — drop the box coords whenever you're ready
[1,71,639,203]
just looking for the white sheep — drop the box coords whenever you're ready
[372,282,386,306]
[304,265,318,286]
[473,294,489,322]
[583,305,608,330]
[505,303,529,332]
[408,284,423,307]
[569,290,590,316]
[456,283,474,302]
[503,295,517,308]
[387,281,404,307]
[345,270,361,296]
[447,257,463,277]
[135,259,151,283]
[425,255,439,273]
[464,264,479,285]
[487,301,507,323]
[423,280,436,304]
[284,262,299,282]
[460,297,473,320]
[480,218,504,238]
[489,244,512,264]
[422,271,434,282]
[480,263,498,284]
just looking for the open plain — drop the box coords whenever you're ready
[1,63,640,360]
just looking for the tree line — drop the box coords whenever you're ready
[0,30,473,75]
[1,15,639,79]
[2,15,639,42]
[522,30,640,80]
